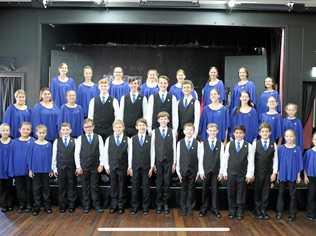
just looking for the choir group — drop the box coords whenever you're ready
[0,63,315,223]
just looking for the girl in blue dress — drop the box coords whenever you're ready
[31,88,60,142]
[304,132,316,221]
[50,63,77,107]
[276,129,303,222]
[257,77,281,115]
[169,69,198,100]
[109,66,130,102]
[3,89,31,138]
[140,69,159,99]
[230,67,256,111]
[230,91,258,143]
[259,96,282,142]
[77,65,99,118]
[201,66,225,107]
[58,90,84,138]
[199,88,229,142]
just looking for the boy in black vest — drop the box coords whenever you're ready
[88,78,120,141]
[75,118,105,213]
[151,111,176,214]
[177,80,200,140]
[52,122,77,213]
[222,125,254,220]
[119,78,147,137]
[147,75,178,135]
[253,123,277,220]
[104,120,129,214]
[176,122,199,216]
[198,123,224,218]
[128,118,154,215]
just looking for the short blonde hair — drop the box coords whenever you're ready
[14,89,26,98]
[183,122,195,130]
[182,80,194,88]
[207,123,218,130]
[112,119,125,128]
[98,78,108,85]
[36,124,47,132]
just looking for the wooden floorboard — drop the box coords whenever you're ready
[0,209,316,236]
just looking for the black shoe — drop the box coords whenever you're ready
[46,208,53,214]
[288,215,296,222]
[199,210,207,217]
[59,209,66,213]
[143,209,149,215]
[156,207,162,214]
[24,207,32,213]
[304,214,315,221]
[109,208,116,214]
[276,213,282,220]
[118,209,124,214]
[8,207,13,212]
[32,210,39,216]
[1,208,8,213]
[164,205,170,215]
[83,208,89,214]
[236,213,244,220]
[181,209,187,216]
[261,211,270,220]
[17,206,24,214]
[96,208,104,213]
[253,211,263,219]
[228,211,235,219]
[187,208,193,216]
[68,208,75,213]
[212,210,222,219]
[130,209,137,215]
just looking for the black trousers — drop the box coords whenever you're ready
[307,176,316,217]
[131,168,150,210]
[15,175,33,208]
[32,173,51,210]
[81,170,100,209]
[201,171,219,212]
[180,171,196,211]
[58,167,77,209]
[95,127,112,143]
[110,168,127,209]
[0,179,14,209]
[276,181,297,216]
[177,129,185,141]
[125,127,137,138]
[155,160,172,208]
[227,175,246,213]
[254,172,271,213]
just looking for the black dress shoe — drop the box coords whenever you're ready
[199,210,206,217]
[1,208,8,213]
[236,214,244,220]
[46,208,53,214]
[276,213,282,220]
[118,209,124,214]
[228,211,235,219]
[130,209,137,215]
[164,206,170,215]
[17,206,24,214]
[24,207,32,213]
[253,211,263,219]
[156,207,162,214]
[68,208,75,213]
[96,208,104,213]
[304,214,315,221]
[212,210,222,219]
[109,208,116,214]
[261,211,270,220]
[59,209,66,213]
[288,215,296,222]
[32,210,40,216]
[83,208,89,214]
[181,209,187,216]
[187,208,193,216]
[8,207,13,212]
[143,209,149,215]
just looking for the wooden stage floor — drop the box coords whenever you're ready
[0,209,315,236]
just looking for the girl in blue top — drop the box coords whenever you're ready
[140,69,159,99]
[257,77,281,115]
[109,66,130,102]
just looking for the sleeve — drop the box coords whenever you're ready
[50,78,57,103]
[31,105,41,131]
[103,137,110,170]
[219,142,226,176]
[113,98,120,119]
[176,141,181,177]
[219,81,226,103]
[249,82,257,105]
[194,99,200,138]
[147,95,154,133]
[276,92,281,113]
[128,138,133,169]
[222,142,230,177]
[172,130,177,165]
[76,86,83,107]
[198,109,207,141]
[51,139,58,173]
[98,135,105,166]
[273,143,278,174]
[298,147,304,172]
[3,106,12,126]
[198,142,204,176]
[172,95,179,134]
[71,78,77,92]
[150,132,155,168]
[142,96,148,119]
[74,136,82,169]
[246,142,255,178]
[87,98,95,120]
[119,96,125,121]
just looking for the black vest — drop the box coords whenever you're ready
[123,94,144,128]
[203,140,221,175]
[80,134,100,170]
[56,137,76,170]
[154,128,174,164]
[152,93,173,129]
[132,134,151,170]
[108,135,128,170]
[255,140,275,176]
[227,140,249,176]
[93,96,115,132]
[179,139,198,176]
[178,98,195,130]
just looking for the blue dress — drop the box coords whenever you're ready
[198,105,230,141]
[3,105,31,138]
[230,107,258,143]
[50,76,77,107]
[304,149,316,177]
[201,80,226,106]
[8,138,34,177]
[77,83,99,117]
[0,140,13,179]
[230,80,257,110]
[109,81,130,102]
[58,105,84,138]
[282,117,303,148]
[278,145,303,182]
[257,90,281,115]
[31,103,60,142]
[169,83,198,101]
[28,142,52,174]
[260,113,283,141]
[140,83,159,99]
